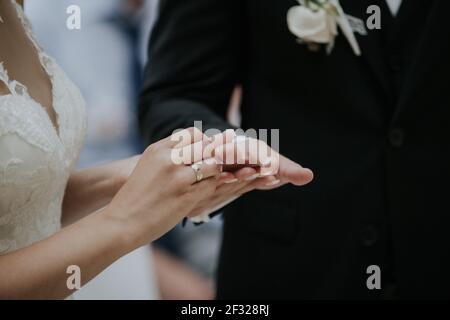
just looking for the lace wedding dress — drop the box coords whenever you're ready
[0,1,87,255]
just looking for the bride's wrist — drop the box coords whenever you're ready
[108,155,141,196]
[99,205,142,253]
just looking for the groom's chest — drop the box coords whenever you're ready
[244,0,437,46]
[243,0,448,92]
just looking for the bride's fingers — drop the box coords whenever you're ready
[216,178,249,194]
[190,176,263,218]
[259,152,280,177]
[234,166,259,181]
[185,159,222,185]
[188,176,219,198]
[203,129,236,161]
[218,172,238,184]
[241,175,282,193]
[173,140,210,164]
[198,159,223,180]
[214,142,250,166]
[209,129,237,150]
[216,167,259,186]
[167,127,209,149]
[224,176,281,199]
[206,178,263,210]
[214,138,278,173]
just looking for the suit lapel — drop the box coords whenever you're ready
[341,0,393,98]
[392,0,444,121]
[339,0,444,120]
[383,0,408,47]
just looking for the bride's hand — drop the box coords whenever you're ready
[103,128,222,248]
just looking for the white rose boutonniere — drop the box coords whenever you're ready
[287,0,361,56]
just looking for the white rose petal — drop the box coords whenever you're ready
[287,6,334,44]
[287,0,361,56]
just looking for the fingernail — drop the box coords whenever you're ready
[245,174,260,181]
[224,178,239,184]
[260,171,274,177]
[260,158,271,166]
[266,179,280,186]
[225,129,237,136]
[233,135,247,143]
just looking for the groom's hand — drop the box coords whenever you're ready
[255,153,314,190]
[183,129,313,222]
[212,132,314,188]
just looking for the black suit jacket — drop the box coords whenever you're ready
[139,0,450,299]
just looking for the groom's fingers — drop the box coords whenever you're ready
[277,155,314,186]
[213,136,314,186]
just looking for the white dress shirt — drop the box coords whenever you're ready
[386,0,403,16]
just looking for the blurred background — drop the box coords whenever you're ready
[25,0,228,300]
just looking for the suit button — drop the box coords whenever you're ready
[388,128,405,147]
[361,225,379,247]
[389,54,402,72]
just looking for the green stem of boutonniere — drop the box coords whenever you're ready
[304,0,339,16]
[304,0,322,10]
[306,0,324,6]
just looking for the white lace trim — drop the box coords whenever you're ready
[11,0,88,168]
[9,0,61,135]
[0,63,31,97]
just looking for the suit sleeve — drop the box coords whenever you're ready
[139,0,244,144]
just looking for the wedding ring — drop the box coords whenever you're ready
[191,163,204,183]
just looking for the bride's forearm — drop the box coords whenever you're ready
[0,210,136,299]
[62,156,139,226]
[62,167,122,226]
